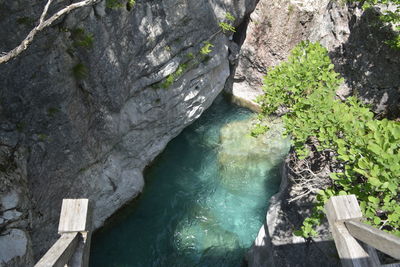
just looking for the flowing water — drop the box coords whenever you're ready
[90,96,290,267]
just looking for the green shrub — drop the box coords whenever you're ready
[106,0,124,8]
[106,0,135,9]
[219,22,236,33]
[127,0,136,10]
[200,41,214,55]
[257,41,342,117]
[218,12,236,33]
[72,63,88,80]
[70,28,94,49]
[225,12,235,22]
[158,63,189,89]
[186,52,195,59]
[250,124,269,137]
[257,41,400,238]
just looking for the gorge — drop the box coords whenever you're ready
[89,96,289,266]
[0,0,399,266]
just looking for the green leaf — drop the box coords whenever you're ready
[368,196,380,204]
[373,217,382,225]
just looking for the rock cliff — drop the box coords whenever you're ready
[0,0,257,265]
[230,0,400,118]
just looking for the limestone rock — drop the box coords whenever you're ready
[230,0,400,118]
[0,144,34,267]
[0,229,28,265]
[0,0,257,264]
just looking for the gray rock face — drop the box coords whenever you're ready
[0,229,29,265]
[230,0,400,118]
[0,143,34,267]
[0,0,257,265]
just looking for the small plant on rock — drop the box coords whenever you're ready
[200,41,214,55]
[219,12,236,33]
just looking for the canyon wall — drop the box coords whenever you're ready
[0,0,257,265]
[230,0,400,118]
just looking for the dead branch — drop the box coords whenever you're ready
[287,155,330,203]
[0,0,100,65]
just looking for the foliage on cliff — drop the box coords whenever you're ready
[355,0,400,48]
[256,41,400,238]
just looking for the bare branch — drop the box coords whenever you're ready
[39,0,54,24]
[0,0,99,65]
[287,154,331,203]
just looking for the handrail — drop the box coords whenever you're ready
[325,195,400,267]
[35,233,80,267]
[35,199,92,267]
[345,220,400,260]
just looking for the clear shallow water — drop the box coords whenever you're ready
[90,96,290,267]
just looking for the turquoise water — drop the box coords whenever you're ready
[90,96,290,267]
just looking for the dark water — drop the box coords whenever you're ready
[90,96,289,267]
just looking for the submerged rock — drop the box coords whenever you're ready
[218,117,289,194]
[174,205,240,254]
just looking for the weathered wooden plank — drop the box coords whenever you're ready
[325,195,378,267]
[58,199,89,233]
[325,195,363,222]
[330,222,377,267]
[34,232,79,267]
[345,220,400,260]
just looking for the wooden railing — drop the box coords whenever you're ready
[325,195,400,267]
[35,199,92,267]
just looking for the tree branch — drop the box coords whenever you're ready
[0,0,99,65]
[40,0,53,24]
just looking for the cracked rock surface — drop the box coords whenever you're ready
[0,0,257,265]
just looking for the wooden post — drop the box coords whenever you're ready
[58,199,92,267]
[325,195,379,267]
[35,199,92,267]
[58,199,90,233]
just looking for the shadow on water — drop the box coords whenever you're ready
[89,95,289,267]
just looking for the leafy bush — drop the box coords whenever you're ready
[70,28,94,49]
[106,0,135,10]
[225,12,235,22]
[158,63,188,89]
[219,12,236,33]
[127,0,136,10]
[257,42,342,117]
[72,63,88,80]
[219,22,236,33]
[257,41,400,238]
[200,41,214,55]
